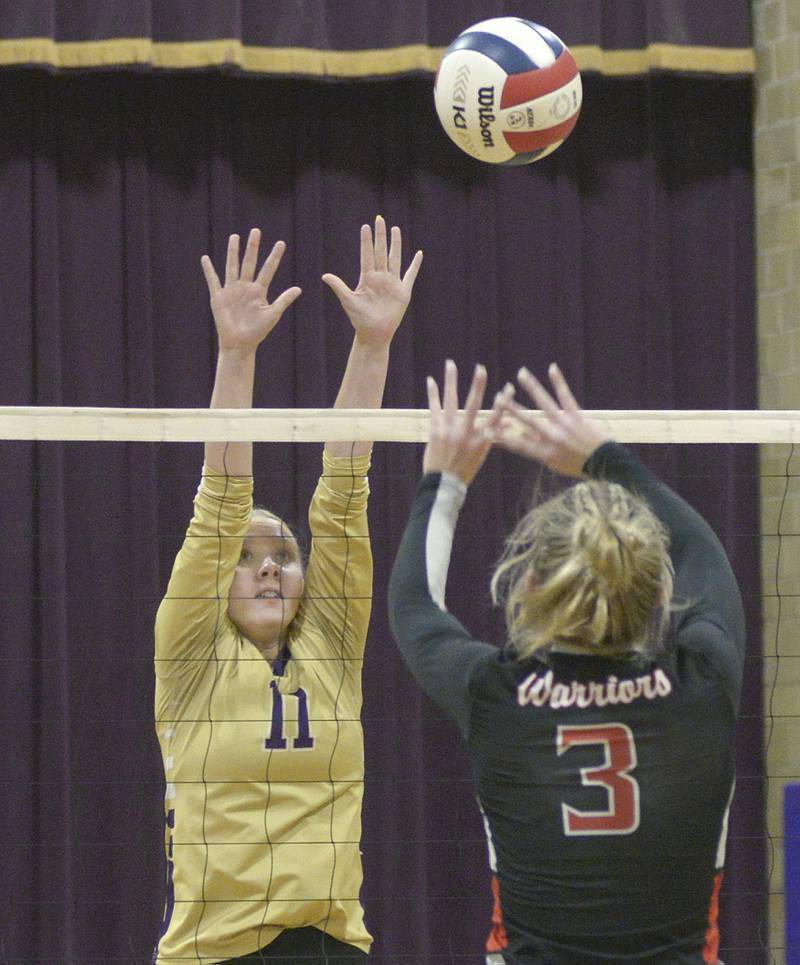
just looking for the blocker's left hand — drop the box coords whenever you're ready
[322,215,423,348]
[423,360,502,486]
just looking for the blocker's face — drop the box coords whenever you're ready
[228,517,304,647]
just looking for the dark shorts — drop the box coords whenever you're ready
[221,926,368,963]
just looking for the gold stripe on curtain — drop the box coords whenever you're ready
[0,37,756,76]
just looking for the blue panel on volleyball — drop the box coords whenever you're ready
[501,149,547,166]
[514,19,565,59]
[447,32,538,74]
[787,784,800,965]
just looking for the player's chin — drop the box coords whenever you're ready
[258,597,300,616]
[253,602,299,630]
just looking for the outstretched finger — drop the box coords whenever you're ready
[442,359,459,421]
[426,375,443,434]
[493,387,541,429]
[426,374,442,410]
[401,249,424,294]
[517,367,561,419]
[463,364,488,426]
[485,381,515,423]
[224,234,240,287]
[269,285,303,317]
[547,362,581,413]
[321,273,353,307]
[483,391,510,438]
[388,225,402,276]
[494,394,563,450]
[201,255,222,296]
[240,228,261,284]
[373,215,388,271]
[360,223,375,275]
[255,240,287,292]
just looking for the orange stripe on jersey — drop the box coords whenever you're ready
[485,874,509,954]
[703,872,724,964]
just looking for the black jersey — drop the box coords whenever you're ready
[388,442,744,964]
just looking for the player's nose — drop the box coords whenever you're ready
[258,556,280,577]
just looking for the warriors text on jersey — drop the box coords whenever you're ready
[388,442,744,964]
[153,452,373,963]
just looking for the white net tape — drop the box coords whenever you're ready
[0,407,798,443]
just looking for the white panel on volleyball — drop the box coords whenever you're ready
[498,73,583,133]
[466,18,557,66]
[435,50,516,163]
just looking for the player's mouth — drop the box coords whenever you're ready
[255,590,282,600]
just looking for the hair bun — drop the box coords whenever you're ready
[492,479,672,658]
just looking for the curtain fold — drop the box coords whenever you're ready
[0,68,764,962]
[0,0,754,77]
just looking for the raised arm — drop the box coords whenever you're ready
[291,219,421,658]
[154,231,301,682]
[388,362,499,731]
[200,229,302,475]
[491,364,745,697]
[322,215,422,457]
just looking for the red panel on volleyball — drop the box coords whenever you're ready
[499,52,579,110]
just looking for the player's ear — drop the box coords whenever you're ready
[524,567,538,594]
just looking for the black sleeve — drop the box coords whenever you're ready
[388,472,495,735]
[584,441,745,705]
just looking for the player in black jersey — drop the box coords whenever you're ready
[388,360,743,964]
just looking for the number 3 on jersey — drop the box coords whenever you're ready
[556,723,640,836]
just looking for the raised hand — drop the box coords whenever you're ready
[490,363,611,477]
[201,229,302,355]
[423,360,499,486]
[322,215,423,348]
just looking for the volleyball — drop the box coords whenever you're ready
[434,18,582,165]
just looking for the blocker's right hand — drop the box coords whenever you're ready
[490,363,611,477]
[201,229,302,354]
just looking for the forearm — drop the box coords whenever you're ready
[304,452,373,656]
[326,337,391,458]
[155,468,252,674]
[388,472,492,731]
[205,349,256,476]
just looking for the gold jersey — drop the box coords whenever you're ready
[153,452,373,963]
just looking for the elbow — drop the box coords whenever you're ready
[387,584,406,647]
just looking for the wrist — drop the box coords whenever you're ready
[217,344,258,364]
[351,333,393,354]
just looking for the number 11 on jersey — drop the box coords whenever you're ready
[265,681,316,751]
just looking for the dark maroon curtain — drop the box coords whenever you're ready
[0,0,751,69]
[0,67,764,963]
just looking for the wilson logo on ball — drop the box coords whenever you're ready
[434,17,582,166]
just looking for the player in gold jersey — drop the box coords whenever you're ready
[153,218,422,964]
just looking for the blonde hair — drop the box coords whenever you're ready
[490,481,673,660]
[250,506,285,529]
[248,506,306,568]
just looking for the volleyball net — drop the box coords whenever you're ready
[0,406,796,964]
[0,406,799,444]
